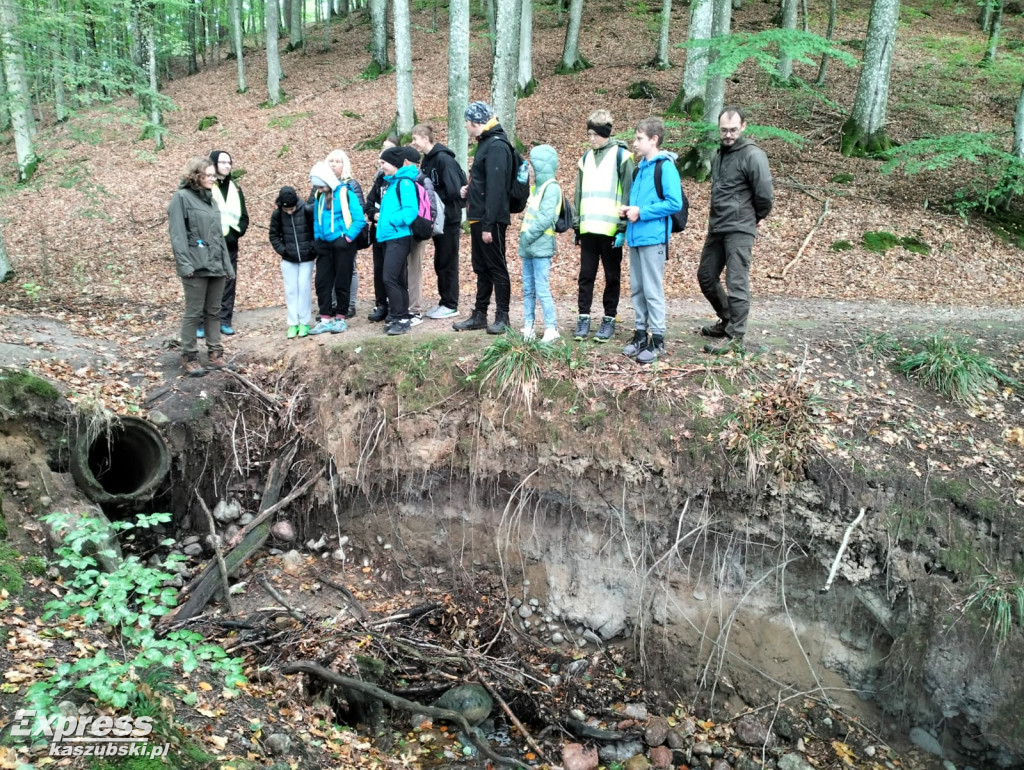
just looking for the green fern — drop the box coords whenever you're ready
[881,132,1013,175]
[683,29,858,79]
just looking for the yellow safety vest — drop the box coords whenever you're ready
[211,181,242,236]
[520,180,562,237]
[578,147,628,236]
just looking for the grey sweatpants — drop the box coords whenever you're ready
[629,243,667,336]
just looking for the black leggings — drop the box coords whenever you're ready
[314,238,356,318]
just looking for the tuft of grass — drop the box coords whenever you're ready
[857,330,903,359]
[471,330,560,415]
[862,230,901,253]
[830,239,854,251]
[196,115,218,131]
[895,333,1017,404]
[268,112,310,129]
[962,572,1024,647]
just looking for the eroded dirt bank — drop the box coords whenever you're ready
[147,314,1024,770]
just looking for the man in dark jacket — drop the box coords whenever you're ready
[453,101,516,335]
[207,150,249,337]
[412,123,468,320]
[697,106,773,354]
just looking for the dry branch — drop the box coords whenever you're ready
[196,495,236,615]
[769,197,830,280]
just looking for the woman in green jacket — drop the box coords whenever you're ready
[168,157,235,377]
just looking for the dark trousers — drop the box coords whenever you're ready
[697,232,756,338]
[219,241,239,325]
[372,239,387,309]
[433,219,461,310]
[182,275,226,356]
[470,222,509,315]
[314,238,356,318]
[577,233,623,317]
[383,236,412,319]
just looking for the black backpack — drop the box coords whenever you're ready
[507,143,531,214]
[633,158,689,233]
[536,180,575,233]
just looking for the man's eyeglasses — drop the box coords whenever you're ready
[719,127,742,135]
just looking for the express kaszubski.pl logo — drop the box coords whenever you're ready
[8,710,170,759]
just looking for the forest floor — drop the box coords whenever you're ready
[2,0,1024,768]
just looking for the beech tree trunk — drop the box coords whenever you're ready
[187,3,199,74]
[449,0,470,174]
[394,0,414,133]
[692,0,731,177]
[841,0,899,156]
[655,0,672,70]
[671,0,712,117]
[51,0,68,122]
[0,225,12,284]
[267,0,282,104]
[1013,80,1024,159]
[230,0,247,91]
[145,13,163,149]
[0,0,37,180]
[491,0,519,142]
[777,0,797,82]
[557,0,590,72]
[290,0,304,50]
[981,0,1002,66]
[368,0,389,75]
[815,0,837,86]
[517,0,536,96]
[0,57,9,132]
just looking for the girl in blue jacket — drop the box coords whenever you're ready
[518,144,562,343]
[376,146,420,336]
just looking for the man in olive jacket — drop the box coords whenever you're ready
[698,106,773,354]
[453,101,516,335]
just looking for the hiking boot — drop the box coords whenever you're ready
[623,330,649,359]
[573,315,591,340]
[207,350,227,370]
[347,304,356,318]
[700,319,729,338]
[386,319,411,336]
[297,324,310,338]
[541,328,561,344]
[309,319,333,335]
[487,311,511,335]
[594,316,616,343]
[287,325,298,339]
[182,356,206,378]
[368,305,388,322]
[454,310,488,332]
[636,334,666,364]
[703,335,744,355]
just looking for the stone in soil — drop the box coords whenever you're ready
[561,742,599,770]
[644,716,670,747]
[649,745,673,768]
[732,713,776,747]
[777,754,815,770]
[271,520,296,542]
[599,739,645,763]
[265,733,291,756]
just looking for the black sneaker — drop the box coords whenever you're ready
[573,315,591,340]
[636,334,665,364]
[368,305,388,322]
[386,319,411,336]
[594,316,616,343]
[700,320,729,338]
[453,310,488,332]
[623,330,648,359]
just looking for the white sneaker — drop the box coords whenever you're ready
[520,326,535,341]
[409,315,423,327]
[541,328,561,344]
[426,305,458,319]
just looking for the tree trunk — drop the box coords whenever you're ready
[290,0,304,50]
[51,0,68,122]
[979,0,992,32]
[484,0,496,60]
[670,0,712,117]
[145,14,163,149]
[1013,79,1024,159]
[689,0,731,178]
[449,0,470,175]
[981,0,1002,66]
[655,0,672,70]
[394,0,414,133]
[557,0,589,72]
[841,0,899,156]
[0,224,11,284]
[0,0,36,180]
[230,0,247,92]
[368,0,389,76]
[0,57,9,133]
[491,0,519,143]
[267,0,282,104]
[814,0,837,86]
[776,0,797,82]
[516,0,536,96]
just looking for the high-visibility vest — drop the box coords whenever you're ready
[520,180,562,237]
[211,181,242,236]
[578,147,628,236]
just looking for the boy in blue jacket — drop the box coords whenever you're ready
[620,117,682,364]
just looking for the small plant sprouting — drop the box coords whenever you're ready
[21,282,43,301]
[895,333,1018,405]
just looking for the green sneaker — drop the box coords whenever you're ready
[287,325,298,339]
[297,324,310,338]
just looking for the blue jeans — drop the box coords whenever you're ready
[521,257,556,329]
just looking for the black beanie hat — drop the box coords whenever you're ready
[380,146,405,168]
[210,150,231,165]
[276,186,299,207]
[586,120,612,138]
[400,146,421,165]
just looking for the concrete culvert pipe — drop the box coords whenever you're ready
[71,416,170,506]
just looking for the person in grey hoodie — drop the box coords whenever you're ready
[698,105,774,354]
[518,144,562,343]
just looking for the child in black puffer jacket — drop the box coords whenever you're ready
[269,186,316,338]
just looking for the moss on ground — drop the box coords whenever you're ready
[0,369,60,410]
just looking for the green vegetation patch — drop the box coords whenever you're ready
[831,173,854,184]
[0,369,61,410]
[268,112,311,129]
[342,110,362,119]
[861,231,931,255]
[895,333,1018,405]
[196,115,218,131]
[627,80,660,100]
[830,240,854,251]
